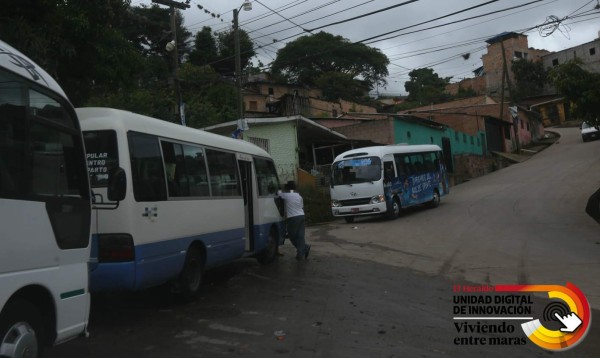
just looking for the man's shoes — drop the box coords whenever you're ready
[304,244,311,259]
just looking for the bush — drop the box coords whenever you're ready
[299,186,333,225]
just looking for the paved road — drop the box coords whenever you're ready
[313,127,600,305]
[48,128,600,357]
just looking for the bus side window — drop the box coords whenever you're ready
[423,152,436,172]
[206,149,240,197]
[161,141,190,197]
[183,144,210,197]
[0,104,27,197]
[129,132,167,202]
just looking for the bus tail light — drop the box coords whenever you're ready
[98,234,134,262]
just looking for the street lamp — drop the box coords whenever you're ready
[233,0,252,121]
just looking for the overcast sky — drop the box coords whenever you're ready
[135,0,600,96]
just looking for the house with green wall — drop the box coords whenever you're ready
[203,116,351,185]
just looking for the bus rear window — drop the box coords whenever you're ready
[83,130,118,187]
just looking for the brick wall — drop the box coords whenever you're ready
[339,99,378,114]
[445,76,487,95]
[334,119,394,145]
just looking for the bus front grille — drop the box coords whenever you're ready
[339,198,371,206]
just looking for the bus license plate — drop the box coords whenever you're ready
[351,208,359,213]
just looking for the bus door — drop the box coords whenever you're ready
[237,154,255,251]
[383,157,396,211]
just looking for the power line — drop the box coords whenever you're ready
[304,0,420,32]
[254,0,310,33]
[361,0,542,44]
[250,0,375,41]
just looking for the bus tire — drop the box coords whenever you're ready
[176,246,204,300]
[0,300,44,358]
[344,216,355,223]
[257,227,279,264]
[428,190,440,208]
[388,197,401,219]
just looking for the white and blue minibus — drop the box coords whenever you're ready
[330,144,449,223]
[77,108,284,298]
[0,41,92,356]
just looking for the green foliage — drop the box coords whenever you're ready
[299,186,333,224]
[404,68,452,105]
[548,60,600,128]
[188,26,255,77]
[179,63,237,128]
[456,86,477,99]
[188,27,218,67]
[511,59,546,100]
[271,32,389,101]
[315,72,370,102]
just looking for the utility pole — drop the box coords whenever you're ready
[500,40,520,153]
[152,0,190,125]
[233,8,243,120]
[233,1,252,121]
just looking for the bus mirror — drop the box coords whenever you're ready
[107,167,126,202]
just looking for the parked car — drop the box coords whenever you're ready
[581,122,599,142]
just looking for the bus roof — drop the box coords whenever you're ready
[0,40,67,98]
[334,144,442,162]
[76,107,271,158]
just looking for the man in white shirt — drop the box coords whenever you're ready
[278,181,311,260]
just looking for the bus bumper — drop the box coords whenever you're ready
[332,202,388,217]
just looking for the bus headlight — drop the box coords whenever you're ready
[370,195,385,204]
[331,199,342,207]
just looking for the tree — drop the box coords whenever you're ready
[548,60,600,128]
[315,72,370,102]
[1,0,144,105]
[404,68,451,105]
[188,26,218,67]
[123,5,191,61]
[188,26,254,77]
[511,59,546,100]
[178,63,237,127]
[271,32,389,101]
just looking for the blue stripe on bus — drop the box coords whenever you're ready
[90,222,281,292]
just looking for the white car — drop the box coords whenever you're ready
[581,122,599,142]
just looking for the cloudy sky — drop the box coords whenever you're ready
[134,0,600,96]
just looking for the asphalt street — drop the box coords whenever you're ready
[47,127,600,357]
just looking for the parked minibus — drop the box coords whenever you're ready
[330,144,449,223]
[0,40,91,356]
[77,107,284,298]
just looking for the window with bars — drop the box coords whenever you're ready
[248,136,270,153]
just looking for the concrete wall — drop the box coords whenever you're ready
[393,120,446,147]
[444,128,486,156]
[309,98,343,117]
[543,39,600,73]
[242,122,299,183]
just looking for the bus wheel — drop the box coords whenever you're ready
[344,216,355,223]
[176,246,204,300]
[428,190,440,208]
[388,197,401,219]
[0,300,44,358]
[257,227,279,264]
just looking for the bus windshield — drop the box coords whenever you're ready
[332,156,381,185]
